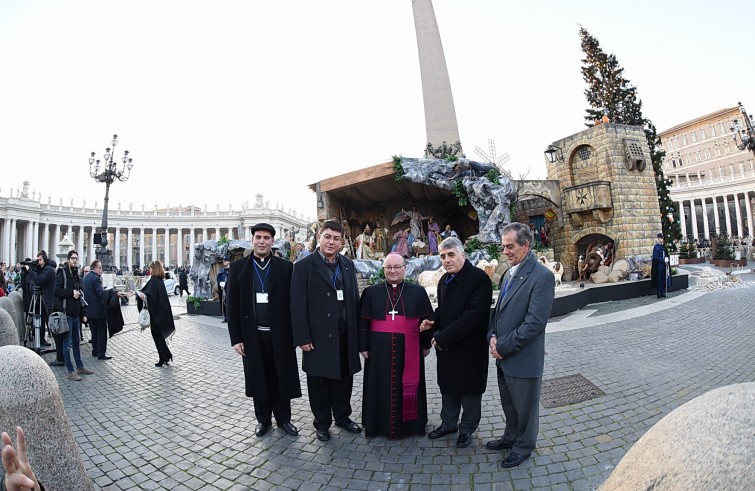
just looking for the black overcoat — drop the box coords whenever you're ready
[226,254,302,402]
[136,277,175,339]
[430,259,492,395]
[290,251,361,379]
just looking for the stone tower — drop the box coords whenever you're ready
[546,123,663,270]
[411,0,461,153]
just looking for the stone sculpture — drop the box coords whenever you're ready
[0,308,19,347]
[0,296,20,344]
[8,290,26,343]
[0,345,95,490]
[537,256,563,286]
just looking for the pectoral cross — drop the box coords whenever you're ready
[388,309,398,321]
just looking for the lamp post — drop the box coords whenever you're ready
[730,101,755,155]
[543,144,564,163]
[88,134,133,271]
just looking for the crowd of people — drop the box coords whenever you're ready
[225,220,555,468]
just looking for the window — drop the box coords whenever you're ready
[672,159,677,168]
[710,125,716,137]
[719,123,725,135]
[695,150,702,162]
[715,145,721,157]
[700,129,706,140]
[578,147,592,160]
[681,135,688,146]
[725,143,731,154]
[704,148,711,159]
[686,154,692,165]
[674,138,679,149]
[691,132,697,143]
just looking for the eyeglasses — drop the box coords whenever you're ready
[70,257,79,260]
[384,266,405,271]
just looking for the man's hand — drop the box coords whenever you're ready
[72,290,80,299]
[489,335,503,360]
[360,351,369,359]
[431,338,442,350]
[299,343,314,352]
[1,426,41,491]
[232,343,245,357]
[420,319,434,332]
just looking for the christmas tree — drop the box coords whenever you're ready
[579,27,682,251]
[713,233,734,260]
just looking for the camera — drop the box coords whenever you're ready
[20,259,36,267]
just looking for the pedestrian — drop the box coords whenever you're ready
[26,251,57,357]
[53,250,93,381]
[291,220,362,442]
[136,260,175,367]
[178,267,190,297]
[83,260,111,360]
[359,253,433,439]
[419,236,492,448]
[487,222,555,468]
[226,223,302,438]
[651,232,671,298]
[217,256,230,323]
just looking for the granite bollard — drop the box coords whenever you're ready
[601,382,755,490]
[0,308,19,347]
[8,290,26,344]
[0,345,94,491]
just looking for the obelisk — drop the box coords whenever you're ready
[412,0,461,154]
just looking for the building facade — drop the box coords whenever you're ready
[660,106,755,242]
[0,185,309,269]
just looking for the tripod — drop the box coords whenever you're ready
[24,286,49,355]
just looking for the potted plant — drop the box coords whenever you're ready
[711,233,746,267]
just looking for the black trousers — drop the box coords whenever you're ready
[253,331,291,425]
[439,393,482,435]
[497,365,541,455]
[151,326,172,362]
[307,331,353,431]
[89,318,108,358]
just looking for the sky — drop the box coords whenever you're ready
[2,0,754,222]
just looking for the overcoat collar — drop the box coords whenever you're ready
[314,250,349,291]
[238,253,280,292]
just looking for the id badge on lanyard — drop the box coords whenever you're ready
[256,292,269,303]
[336,290,344,301]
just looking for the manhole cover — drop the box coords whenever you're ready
[540,374,605,408]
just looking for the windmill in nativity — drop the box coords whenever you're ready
[474,139,513,179]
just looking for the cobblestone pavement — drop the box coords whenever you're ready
[44,287,755,490]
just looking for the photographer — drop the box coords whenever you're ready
[24,251,57,356]
[53,250,93,381]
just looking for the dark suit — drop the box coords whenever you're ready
[430,259,493,435]
[488,251,555,456]
[291,251,361,431]
[226,254,301,425]
[83,271,109,358]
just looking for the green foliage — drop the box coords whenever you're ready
[687,240,697,258]
[445,154,458,162]
[464,236,482,255]
[713,234,735,260]
[509,201,517,222]
[678,242,691,259]
[486,243,501,259]
[579,27,682,250]
[452,179,468,207]
[217,236,229,246]
[368,267,385,285]
[533,241,550,253]
[670,267,678,276]
[486,169,500,185]
[393,155,404,181]
[186,296,205,309]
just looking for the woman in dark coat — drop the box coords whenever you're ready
[136,260,175,366]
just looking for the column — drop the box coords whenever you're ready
[164,229,171,267]
[244,223,251,241]
[734,193,743,238]
[713,196,721,234]
[42,223,50,258]
[701,198,710,241]
[89,226,95,265]
[189,228,195,266]
[151,229,157,265]
[723,195,732,236]
[114,227,121,269]
[202,228,208,242]
[176,229,183,268]
[9,219,17,266]
[678,200,687,239]
[127,228,134,270]
[77,225,84,259]
[139,228,145,268]
[1,219,10,265]
[32,221,39,256]
[744,193,754,238]
[689,198,699,241]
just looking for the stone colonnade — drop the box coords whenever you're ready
[676,191,755,241]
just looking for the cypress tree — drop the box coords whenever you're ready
[579,27,682,250]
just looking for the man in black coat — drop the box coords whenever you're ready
[291,220,362,442]
[420,237,493,448]
[25,251,57,359]
[227,223,301,438]
[83,260,111,360]
[178,268,190,297]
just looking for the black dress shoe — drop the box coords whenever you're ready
[49,360,65,367]
[486,436,514,451]
[501,451,530,468]
[428,426,458,440]
[98,356,113,360]
[280,422,298,436]
[335,420,362,433]
[456,433,472,448]
[255,423,271,437]
[315,429,331,441]
[40,341,51,347]
[91,352,97,357]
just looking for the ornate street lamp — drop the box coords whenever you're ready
[543,144,564,163]
[730,101,755,155]
[88,134,133,271]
